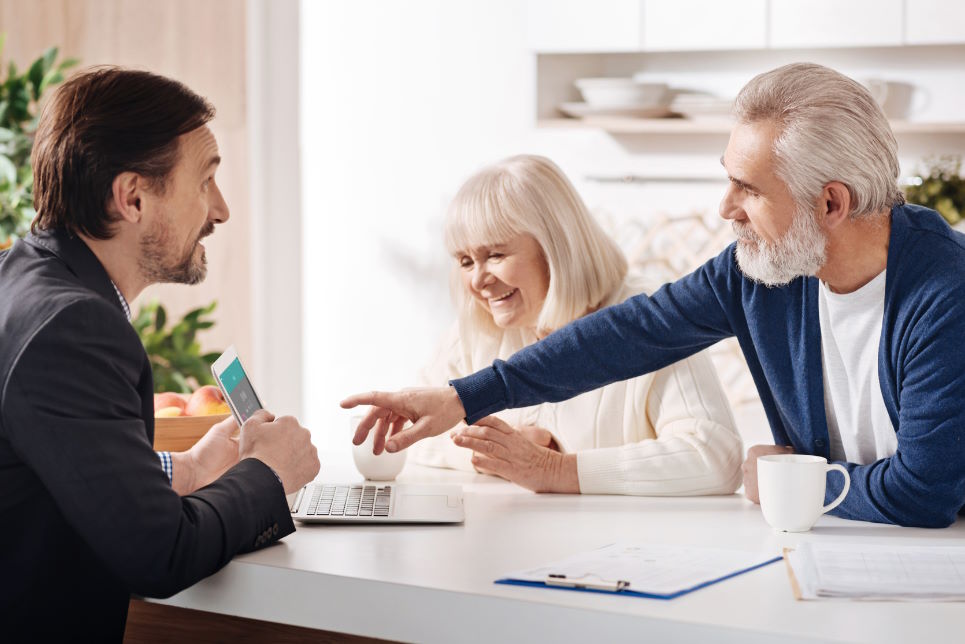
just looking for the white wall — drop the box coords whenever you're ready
[298,2,965,452]
[248,0,303,421]
[300,1,537,451]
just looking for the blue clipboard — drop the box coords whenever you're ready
[495,553,782,600]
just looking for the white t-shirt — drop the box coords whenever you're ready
[818,270,897,464]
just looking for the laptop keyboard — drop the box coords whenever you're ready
[303,484,392,517]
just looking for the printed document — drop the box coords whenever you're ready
[785,542,965,600]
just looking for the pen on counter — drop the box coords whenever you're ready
[544,573,630,593]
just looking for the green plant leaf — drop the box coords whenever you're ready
[0,155,15,185]
[131,298,225,392]
[906,155,965,227]
[171,371,191,393]
[1,42,73,243]
[26,56,45,102]
[38,70,63,94]
[41,47,58,75]
[154,304,167,332]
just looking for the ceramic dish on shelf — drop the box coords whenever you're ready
[559,102,677,119]
[574,78,670,108]
[669,94,734,120]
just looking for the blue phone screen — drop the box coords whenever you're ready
[218,357,263,423]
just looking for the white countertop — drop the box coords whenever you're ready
[156,453,965,643]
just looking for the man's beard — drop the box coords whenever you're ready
[139,217,213,285]
[733,204,827,287]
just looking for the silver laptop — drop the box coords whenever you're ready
[288,481,464,524]
[211,346,465,525]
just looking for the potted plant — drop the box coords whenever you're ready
[133,300,230,451]
[0,39,77,248]
[904,155,965,227]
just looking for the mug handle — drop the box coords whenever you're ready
[821,463,851,515]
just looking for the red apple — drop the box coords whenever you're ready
[184,385,230,416]
[155,406,184,418]
[154,392,187,414]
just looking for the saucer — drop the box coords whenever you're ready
[559,102,676,119]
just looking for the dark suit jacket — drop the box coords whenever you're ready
[0,229,295,642]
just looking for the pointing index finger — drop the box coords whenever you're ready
[342,391,397,408]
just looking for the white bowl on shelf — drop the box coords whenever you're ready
[574,78,669,108]
[669,93,735,120]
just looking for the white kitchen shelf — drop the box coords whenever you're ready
[538,117,965,135]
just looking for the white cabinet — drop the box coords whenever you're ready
[905,0,965,44]
[643,0,766,51]
[527,0,965,53]
[526,0,644,52]
[769,0,903,48]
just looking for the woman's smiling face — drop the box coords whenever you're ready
[456,233,550,331]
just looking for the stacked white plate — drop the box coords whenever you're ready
[560,78,673,119]
[669,93,735,120]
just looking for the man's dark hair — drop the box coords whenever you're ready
[31,67,215,239]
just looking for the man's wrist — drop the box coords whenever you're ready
[168,451,197,496]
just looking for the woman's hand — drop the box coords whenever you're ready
[517,425,561,452]
[452,416,579,493]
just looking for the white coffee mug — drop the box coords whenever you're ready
[757,454,850,532]
[350,416,407,481]
[862,78,922,119]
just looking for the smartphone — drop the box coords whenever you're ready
[211,345,264,427]
[212,346,301,509]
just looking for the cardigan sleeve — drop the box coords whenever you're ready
[452,249,738,423]
[576,351,743,496]
[407,323,475,471]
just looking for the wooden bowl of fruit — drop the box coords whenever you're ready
[153,385,231,452]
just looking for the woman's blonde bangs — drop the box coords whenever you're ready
[444,171,527,256]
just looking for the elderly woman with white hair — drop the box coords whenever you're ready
[408,154,743,495]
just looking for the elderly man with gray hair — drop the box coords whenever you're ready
[344,63,965,529]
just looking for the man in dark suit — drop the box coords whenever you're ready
[0,68,320,641]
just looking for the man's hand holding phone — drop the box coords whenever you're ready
[238,410,320,494]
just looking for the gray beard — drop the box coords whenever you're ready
[734,205,827,287]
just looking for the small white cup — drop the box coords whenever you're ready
[862,79,921,119]
[757,454,850,532]
[350,416,407,481]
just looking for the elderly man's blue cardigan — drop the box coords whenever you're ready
[454,204,965,528]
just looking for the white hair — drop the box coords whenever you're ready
[735,63,904,217]
[445,154,627,335]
